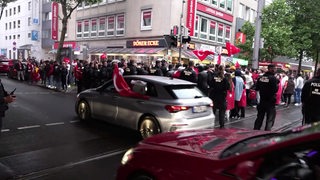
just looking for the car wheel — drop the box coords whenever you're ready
[139,116,161,139]
[77,100,91,121]
[131,173,155,180]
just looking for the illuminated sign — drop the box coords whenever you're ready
[133,40,159,47]
[126,39,166,48]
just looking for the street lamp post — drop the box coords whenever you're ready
[252,0,265,70]
[178,0,186,64]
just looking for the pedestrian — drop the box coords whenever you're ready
[225,73,235,121]
[197,65,209,95]
[179,61,197,83]
[254,64,279,131]
[282,75,295,107]
[301,68,320,124]
[208,65,230,128]
[230,69,244,119]
[294,73,304,106]
[0,79,16,132]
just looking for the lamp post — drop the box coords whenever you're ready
[252,0,265,70]
[178,0,186,64]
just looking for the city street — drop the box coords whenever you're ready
[0,76,304,180]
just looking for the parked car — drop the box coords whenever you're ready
[0,55,13,74]
[75,75,215,138]
[117,123,320,180]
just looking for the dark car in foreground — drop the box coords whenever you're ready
[117,123,320,180]
[75,75,215,139]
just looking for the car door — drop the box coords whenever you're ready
[92,81,118,122]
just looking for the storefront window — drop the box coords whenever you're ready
[99,18,105,37]
[209,21,216,41]
[116,14,125,36]
[107,16,115,36]
[91,19,97,37]
[200,18,208,40]
[76,21,82,38]
[141,9,152,30]
[83,20,89,38]
[217,23,224,42]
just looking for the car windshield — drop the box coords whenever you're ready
[167,85,204,99]
[220,124,320,159]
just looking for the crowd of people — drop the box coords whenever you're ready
[10,57,320,130]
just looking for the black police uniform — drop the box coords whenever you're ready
[301,75,320,124]
[254,71,279,131]
[179,67,197,83]
[208,74,230,128]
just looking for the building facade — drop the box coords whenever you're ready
[0,0,43,60]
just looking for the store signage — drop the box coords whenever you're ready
[51,2,58,40]
[186,0,196,36]
[127,39,166,48]
[53,41,76,49]
[197,2,233,22]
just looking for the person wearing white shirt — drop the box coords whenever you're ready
[294,73,304,106]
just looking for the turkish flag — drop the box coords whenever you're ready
[193,50,215,61]
[226,42,241,57]
[112,63,149,99]
[235,61,240,69]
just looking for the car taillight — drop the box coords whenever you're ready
[165,105,190,113]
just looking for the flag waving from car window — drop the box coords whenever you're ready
[112,63,149,100]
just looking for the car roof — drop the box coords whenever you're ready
[124,75,196,86]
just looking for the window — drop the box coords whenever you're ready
[17,34,20,39]
[98,18,106,37]
[28,33,31,38]
[225,26,231,42]
[28,1,32,10]
[13,21,16,29]
[17,20,20,28]
[91,19,97,37]
[13,35,16,39]
[14,7,16,15]
[5,23,7,30]
[83,20,89,38]
[9,35,11,40]
[28,17,32,26]
[18,6,20,13]
[5,10,7,17]
[116,14,125,36]
[200,18,208,39]
[107,16,115,36]
[245,6,250,21]
[9,22,11,29]
[141,9,152,30]
[239,4,244,19]
[220,0,225,9]
[9,9,12,16]
[76,21,82,38]
[211,0,217,6]
[209,21,216,41]
[42,30,49,38]
[217,23,224,42]
[227,0,232,12]
[5,36,7,40]
[44,12,51,21]
[194,16,199,38]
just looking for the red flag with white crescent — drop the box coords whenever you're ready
[217,54,221,65]
[192,50,215,61]
[226,42,241,57]
[112,63,149,99]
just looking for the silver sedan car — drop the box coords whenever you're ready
[75,75,215,138]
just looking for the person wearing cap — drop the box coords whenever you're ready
[254,64,279,131]
[301,68,320,124]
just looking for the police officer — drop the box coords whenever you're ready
[301,68,320,124]
[179,60,197,83]
[123,59,137,76]
[208,65,230,128]
[149,60,163,76]
[254,64,279,131]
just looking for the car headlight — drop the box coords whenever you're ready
[121,148,134,165]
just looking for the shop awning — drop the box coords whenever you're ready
[19,44,32,49]
[89,47,165,54]
[172,48,199,59]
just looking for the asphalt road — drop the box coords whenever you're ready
[0,76,304,180]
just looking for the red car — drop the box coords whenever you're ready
[117,123,320,180]
[0,55,13,74]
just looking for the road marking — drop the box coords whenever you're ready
[17,125,41,130]
[1,129,10,132]
[45,122,65,126]
[69,120,80,123]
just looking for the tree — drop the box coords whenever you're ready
[261,0,296,62]
[0,0,16,20]
[52,0,101,62]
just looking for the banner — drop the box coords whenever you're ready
[51,2,58,40]
[186,0,197,36]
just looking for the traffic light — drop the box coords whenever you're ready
[181,26,191,44]
[182,36,191,44]
[164,35,177,47]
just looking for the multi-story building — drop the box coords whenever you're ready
[0,0,42,60]
[72,0,238,64]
